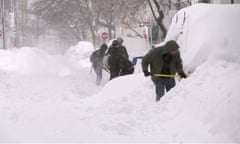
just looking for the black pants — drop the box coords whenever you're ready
[153,78,176,101]
[110,71,119,80]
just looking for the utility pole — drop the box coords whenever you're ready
[1,0,6,49]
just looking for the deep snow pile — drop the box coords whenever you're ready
[75,4,240,142]
[1,4,240,143]
[0,46,103,112]
[78,59,240,142]
[64,41,94,68]
[0,40,147,142]
[0,47,73,75]
[165,4,240,71]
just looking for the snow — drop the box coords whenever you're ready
[1,4,240,143]
[0,47,73,76]
[64,41,94,68]
[166,4,240,71]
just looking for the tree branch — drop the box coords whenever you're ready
[124,22,143,38]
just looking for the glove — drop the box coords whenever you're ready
[179,72,187,78]
[143,71,151,77]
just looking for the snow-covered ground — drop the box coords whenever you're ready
[0,4,240,143]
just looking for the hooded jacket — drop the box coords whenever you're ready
[90,44,108,68]
[142,40,185,81]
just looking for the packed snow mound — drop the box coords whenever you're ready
[79,58,240,142]
[65,41,94,59]
[0,47,72,75]
[64,41,94,68]
[73,4,240,142]
[165,4,240,71]
[1,4,240,142]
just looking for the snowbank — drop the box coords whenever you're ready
[166,4,240,71]
[1,4,240,143]
[75,4,240,142]
[75,56,240,143]
[0,47,72,75]
[64,41,94,68]
[0,46,105,142]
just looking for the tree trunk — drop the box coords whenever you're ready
[168,0,171,10]
[108,27,112,40]
[1,0,6,49]
[176,0,181,10]
[199,0,210,3]
[89,25,96,46]
[147,0,167,39]
[125,22,143,38]
[14,0,20,47]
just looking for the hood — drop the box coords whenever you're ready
[162,40,179,54]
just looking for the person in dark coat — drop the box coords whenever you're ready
[142,40,187,102]
[117,37,129,59]
[90,44,108,85]
[107,39,134,80]
[107,40,121,80]
[119,57,134,76]
[116,37,134,76]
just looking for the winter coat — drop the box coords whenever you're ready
[107,45,121,72]
[117,45,133,75]
[90,44,108,69]
[142,40,184,82]
[107,45,133,77]
[119,57,134,75]
[119,45,129,60]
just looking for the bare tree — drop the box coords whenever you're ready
[146,0,191,42]
[92,0,144,39]
[31,0,145,45]
[14,0,30,47]
[198,0,210,3]
[147,0,167,40]
[32,0,90,41]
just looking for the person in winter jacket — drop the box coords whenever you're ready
[107,39,134,80]
[90,44,108,85]
[117,37,129,60]
[116,37,134,75]
[119,57,134,76]
[107,40,121,80]
[142,40,187,102]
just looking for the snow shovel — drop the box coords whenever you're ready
[154,74,179,78]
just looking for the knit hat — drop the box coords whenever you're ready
[117,37,124,43]
[112,40,119,46]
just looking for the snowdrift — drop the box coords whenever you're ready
[0,47,73,75]
[76,4,240,142]
[64,41,94,68]
[79,59,240,142]
[166,4,240,71]
[1,4,240,143]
